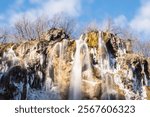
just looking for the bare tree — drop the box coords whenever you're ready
[0,27,8,43]
[1,13,77,41]
[50,13,76,36]
[133,38,150,57]
[34,15,50,40]
[84,21,99,33]
[103,18,131,37]
[14,16,34,40]
[13,15,51,40]
[102,18,116,33]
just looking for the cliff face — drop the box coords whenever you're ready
[0,28,150,100]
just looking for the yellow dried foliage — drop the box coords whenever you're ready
[101,31,110,43]
[87,31,99,48]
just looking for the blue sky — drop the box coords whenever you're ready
[0,0,140,23]
[0,0,150,40]
[80,0,140,21]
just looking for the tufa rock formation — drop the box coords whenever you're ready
[0,28,150,100]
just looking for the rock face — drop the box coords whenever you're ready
[41,28,70,42]
[0,28,150,100]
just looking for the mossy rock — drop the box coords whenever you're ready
[87,31,99,48]
[68,40,76,51]
[101,31,111,43]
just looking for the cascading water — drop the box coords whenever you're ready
[58,42,63,85]
[69,34,94,99]
[1,48,18,74]
[82,42,93,80]
[69,37,82,100]
[46,43,60,86]
[27,43,62,100]
[0,28,150,100]
[97,32,148,100]
[45,42,64,95]
[98,32,110,71]
[45,59,53,91]
[45,42,63,89]
[98,31,119,99]
[141,64,148,86]
[101,74,118,100]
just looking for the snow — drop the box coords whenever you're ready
[27,86,61,100]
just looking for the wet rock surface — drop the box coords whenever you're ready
[0,28,150,100]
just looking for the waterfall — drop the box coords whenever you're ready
[69,36,83,100]
[98,31,110,71]
[45,59,53,91]
[45,43,61,90]
[98,31,118,99]
[101,74,117,100]
[141,64,147,99]
[0,29,149,100]
[27,42,62,100]
[69,34,94,99]
[45,48,54,91]
[82,42,93,81]
[98,31,111,72]
[97,32,146,100]
[58,42,63,85]
[141,64,148,86]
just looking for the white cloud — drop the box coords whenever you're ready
[29,0,45,4]
[130,0,150,39]
[0,15,4,20]
[7,0,81,25]
[112,0,150,40]
[15,0,25,6]
[42,0,81,16]
[114,15,128,28]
